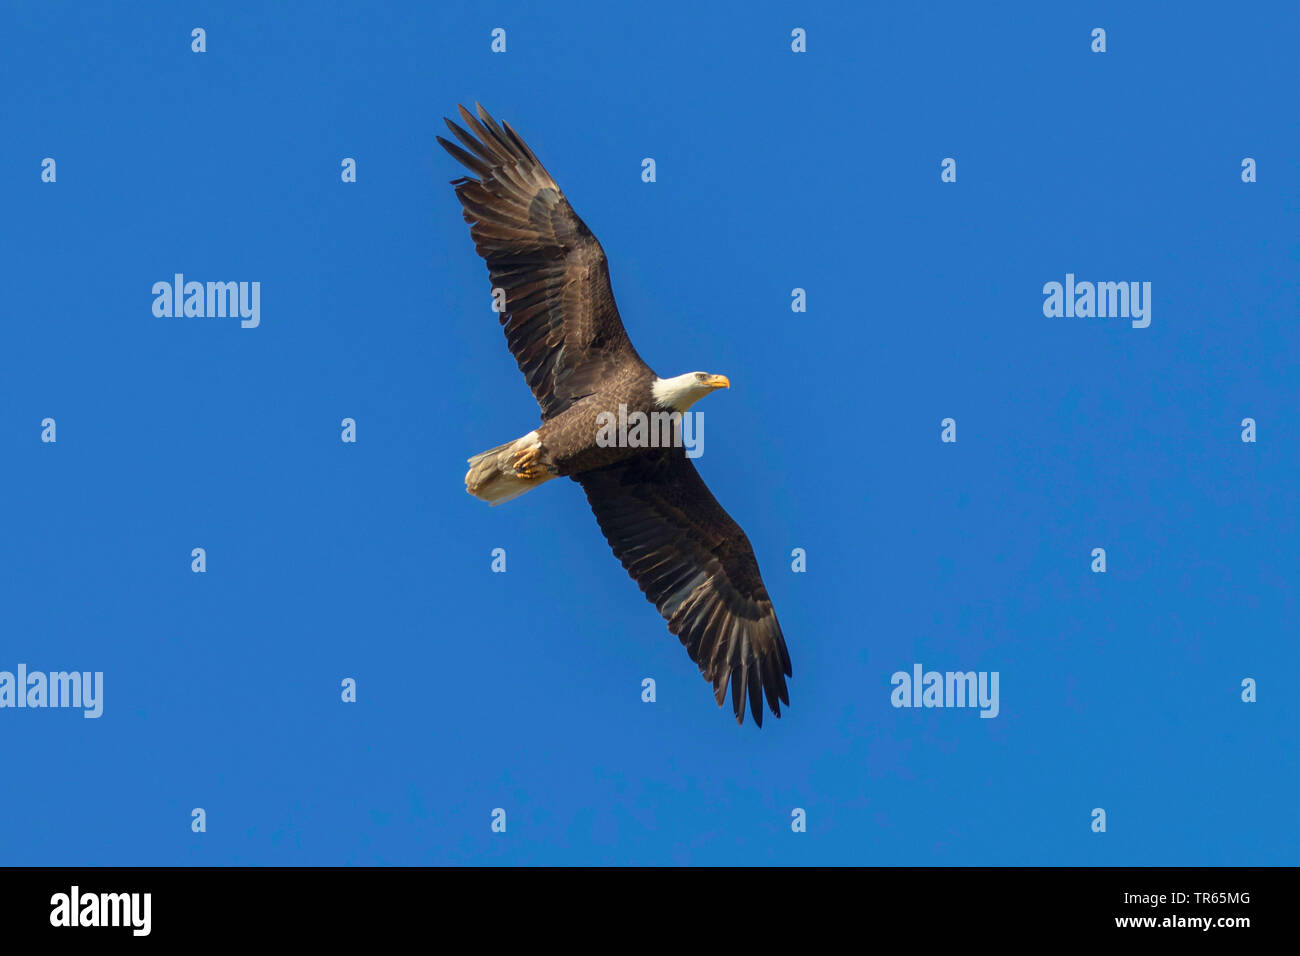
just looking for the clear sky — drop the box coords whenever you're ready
[1,1,1296,865]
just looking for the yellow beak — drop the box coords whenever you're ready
[706,374,731,389]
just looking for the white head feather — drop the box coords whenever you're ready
[651,371,731,412]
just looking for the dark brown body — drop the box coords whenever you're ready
[536,375,659,476]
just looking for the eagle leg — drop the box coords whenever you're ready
[511,446,547,480]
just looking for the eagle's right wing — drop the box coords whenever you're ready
[575,450,792,727]
[438,103,650,420]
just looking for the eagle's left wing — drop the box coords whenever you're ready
[575,451,792,726]
[437,104,651,421]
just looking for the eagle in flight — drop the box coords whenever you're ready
[438,104,791,726]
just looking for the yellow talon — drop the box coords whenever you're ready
[513,447,542,479]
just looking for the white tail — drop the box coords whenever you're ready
[465,431,554,506]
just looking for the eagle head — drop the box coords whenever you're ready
[652,372,731,412]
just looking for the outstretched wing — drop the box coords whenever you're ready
[438,103,650,420]
[575,451,792,726]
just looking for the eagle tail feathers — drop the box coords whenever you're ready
[465,431,554,506]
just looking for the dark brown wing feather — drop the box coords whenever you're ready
[437,103,649,420]
[575,451,792,726]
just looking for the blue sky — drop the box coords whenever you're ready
[1,1,1296,865]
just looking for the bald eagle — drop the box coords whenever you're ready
[438,104,791,727]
